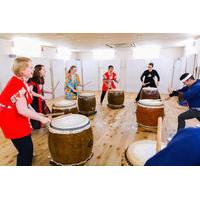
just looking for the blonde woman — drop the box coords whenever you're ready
[65,65,82,100]
[0,57,50,166]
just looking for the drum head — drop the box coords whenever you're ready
[50,114,90,131]
[142,87,158,91]
[126,140,166,166]
[79,93,95,97]
[138,99,163,106]
[53,99,76,107]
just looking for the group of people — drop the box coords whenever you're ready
[0,57,51,166]
[1,57,200,166]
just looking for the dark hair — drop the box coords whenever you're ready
[180,73,194,81]
[68,65,76,73]
[148,63,154,67]
[108,65,114,70]
[30,64,45,84]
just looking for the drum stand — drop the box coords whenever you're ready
[49,153,93,166]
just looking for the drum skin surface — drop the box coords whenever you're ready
[125,140,166,166]
[107,90,125,109]
[140,87,160,100]
[48,114,93,165]
[78,93,96,115]
[136,100,164,127]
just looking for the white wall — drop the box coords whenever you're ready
[77,47,183,94]
[0,38,187,95]
[50,59,65,98]
[82,60,99,91]
[0,55,14,92]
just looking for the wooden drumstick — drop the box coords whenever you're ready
[52,81,60,92]
[156,117,162,152]
[44,112,65,117]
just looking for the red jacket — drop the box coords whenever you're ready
[102,71,117,91]
[0,76,33,139]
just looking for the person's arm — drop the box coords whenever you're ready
[43,90,53,94]
[32,91,45,100]
[113,73,119,83]
[16,96,50,124]
[154,70,160,82]
[140,71,146,82]
[76,74,83,87]
[103,74,109,86]
[183,85,200,100]
[168,86,188,97]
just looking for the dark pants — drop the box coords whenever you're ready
[100,91,107,104]
[11,135,33,166]
[178,109,200,131]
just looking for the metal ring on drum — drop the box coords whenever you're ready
[78,93,97,116]
[48,114,93,165]
[52,99,78,117]
[107,89,125,109]
[136,99,164,128]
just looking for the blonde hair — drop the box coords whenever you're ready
[12,57,32,76]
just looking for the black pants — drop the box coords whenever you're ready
[100,91,107,103]
[178,109,200,131]
[11,135,33,166]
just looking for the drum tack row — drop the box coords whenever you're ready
[48,87,164,166]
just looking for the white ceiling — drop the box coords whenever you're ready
[0,33,199,51]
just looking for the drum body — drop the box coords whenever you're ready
[52,100,78,117]
[48,114,93,165]
[140,87,160,99]
[136,99,164,127]
[125,140,166,166]
[78,93,96,115]
[107,89,125,109]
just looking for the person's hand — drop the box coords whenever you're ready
[142,82,145,86]
[39,95,45,100]
[40,116,51,124]
[168,87,173,94]
[72,88,78,93]
[157,81,160,86]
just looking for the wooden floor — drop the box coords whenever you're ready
[0,92,199,166]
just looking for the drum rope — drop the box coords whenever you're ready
[50,153,93,166]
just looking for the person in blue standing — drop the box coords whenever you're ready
[145,127,200,166]
[167,73,200,131]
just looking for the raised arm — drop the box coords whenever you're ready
[16,96,50,124]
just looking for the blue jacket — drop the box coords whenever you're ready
[179,80,200,108]
[145,127,200,166]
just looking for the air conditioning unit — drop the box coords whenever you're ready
[106,42,135,48]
